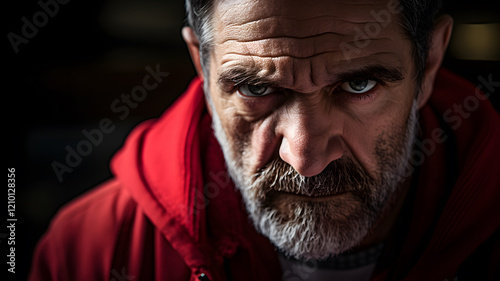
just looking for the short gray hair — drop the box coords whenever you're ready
[185,0,215,81]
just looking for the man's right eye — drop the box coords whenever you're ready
[238,84,277,97]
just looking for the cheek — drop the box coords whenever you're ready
[342,120,382,178]
[220,105,281,174]
[342,98,413,178]
[246,117,282,172]
[233,91,286,122]
[211,98,285,173]
[209,92,279,170]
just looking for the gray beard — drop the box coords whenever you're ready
[209,88,418,260]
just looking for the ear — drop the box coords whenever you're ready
[418,15,453,108]
[182,26,204,81]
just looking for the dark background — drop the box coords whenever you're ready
[3,0,499,280]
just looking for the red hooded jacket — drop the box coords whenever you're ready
[28,68,500,281]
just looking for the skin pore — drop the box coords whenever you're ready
[183,0,453,260]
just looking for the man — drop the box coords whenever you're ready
[29,0,499,280]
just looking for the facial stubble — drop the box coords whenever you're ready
[208,84,418,260]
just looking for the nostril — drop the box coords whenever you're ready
[278,137,292,160]
[280,139,325,177]
[279,136,343,177]
[295,161,329,177]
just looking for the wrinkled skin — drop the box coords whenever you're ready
[183,0,453,259]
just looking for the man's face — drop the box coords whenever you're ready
[205,0,418,259]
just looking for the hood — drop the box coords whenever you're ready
[111,78,234,280]
[111,77,281,281]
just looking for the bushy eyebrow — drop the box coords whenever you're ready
[336,65,405,84]
[217,64,405,88]
[217,66,275,87]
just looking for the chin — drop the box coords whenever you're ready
[251,193,377,260]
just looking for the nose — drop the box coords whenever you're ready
[278,100,344,177]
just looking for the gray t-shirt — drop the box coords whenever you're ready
[279,243,384,281]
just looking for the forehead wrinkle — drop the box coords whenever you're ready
[219,36,395,59]
[221,31,346,43]
[216,0,392,26]
[223,50,343,60]
[224,15,375,31]
[214,0,398,41]
[218,16,376,43]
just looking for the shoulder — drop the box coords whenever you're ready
[52,179,137,230]
[29,179,141,281]
[431,68,500,172]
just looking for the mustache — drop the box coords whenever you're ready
[252,157,378,198]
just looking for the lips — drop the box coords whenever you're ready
[269,189,349,200]
[269,186,349,198]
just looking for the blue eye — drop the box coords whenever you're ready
[340,79,377,94]
[238,84,277,97]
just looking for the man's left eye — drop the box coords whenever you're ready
[340,79,377,94]
[238,84,277,97]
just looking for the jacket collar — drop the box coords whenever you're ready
[112,77,231,279]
